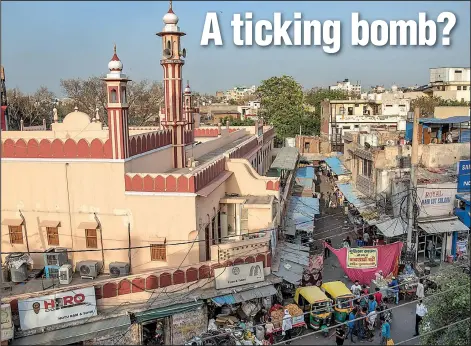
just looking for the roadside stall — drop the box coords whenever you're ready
[269,303,306,342]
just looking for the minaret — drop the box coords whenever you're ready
[184,80,195,132]
[157,1,188,168]
[1,66,8,131]
[103,45,130,159]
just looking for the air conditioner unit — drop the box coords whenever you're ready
[109,262,130,278]
[44,248,68,267]
[10,263,28,283]
[44,265,61,279]
[59,264,73,285]
[77,261,99,279]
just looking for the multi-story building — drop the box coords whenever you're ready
[1,4,279,344]
[224,85,257,101]
[425,67,471,102]
[329,79,361,95]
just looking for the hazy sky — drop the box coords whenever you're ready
[2,1,470,96]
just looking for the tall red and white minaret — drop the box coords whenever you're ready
[103,45,130,159]
[184,81,195,131]
[157,1,188,168]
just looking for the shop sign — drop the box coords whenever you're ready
[346,248,378,269]
[1,304,14,341]
[18,287,97,330]
[457,174,470,193]
[457,160,471,175]
[214,261,264,290]
[417,184,456,218]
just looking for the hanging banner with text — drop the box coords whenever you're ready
[346,248,378,269]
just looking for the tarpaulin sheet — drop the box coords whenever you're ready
[324,242,403,285]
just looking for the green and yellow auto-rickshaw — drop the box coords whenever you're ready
[294,286,333,330]
[321,281,354,323]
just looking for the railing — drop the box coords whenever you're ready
[128,130,172,156]
[263,127,275,142]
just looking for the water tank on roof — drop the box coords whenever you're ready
[397,120,407,131]
[359,125,370,133]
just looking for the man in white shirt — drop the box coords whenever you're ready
[414,300,428,336]
[351,280,362,298]
[416,279,425,300]
[363,232,370,246]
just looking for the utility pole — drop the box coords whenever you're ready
[406,107,420,254]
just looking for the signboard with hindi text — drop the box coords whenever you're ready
[346,248,378,269]
[214,262,264,290]
[18,287,97,330]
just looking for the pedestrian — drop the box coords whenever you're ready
[351,280,362,298]
[416,279,425,300]
[363,231,370,245]
[374,287,383,306]
[366,307,378,341]
[356,236,364,247]
[362,285,369,296]
[324,238,332,258]
[368,295,378,313]
[380,316,391,345]
[345,236,352,247]
[358,307,367,340]
[265,317,274,344]
[325,192,331,208]
[427,239,433,259]
[414,300,428,336]
[282,309,293,344]
[346,308,357,343]
[330,325,346,345]
[388,276,400,305]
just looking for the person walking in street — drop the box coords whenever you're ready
[368,295,378,313]
[330,325,346,346]
[346,308,357,343]
[363,231,370,246]
[388,276,400,305]
[414,300,428,336]
[325,192,331,209]
[265,317,274,344]
[374,287,383,306]
[356,236,364,247]
[282,309,293,344]
[324,238,332,259]
[345,236,352,247]
[380,316,391,345]
[416,279,425,300]
[351,280,362,298]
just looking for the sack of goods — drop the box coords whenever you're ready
[270,309,284,329]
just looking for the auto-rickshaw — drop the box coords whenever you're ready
[294,286,333,330]
[321,281,354,323]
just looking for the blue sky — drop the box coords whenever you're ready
[2,1,470,96]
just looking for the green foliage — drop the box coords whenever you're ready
[420,268,470,345]
[221,116,254,126]
[257,75,316,140]
[304,88,350,117]
[411,96,471,117]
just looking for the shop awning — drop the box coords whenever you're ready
[324,157,350,176]
[211,285,277,306]
[77,221,98,229]
[134,300,203,324]
[270,147,299,171]
[418,218,469,234]
[39,220,61,228]
[375,217,408,238]
[336,183,369,210]
[11,315,131,345]
[1,218,23,226]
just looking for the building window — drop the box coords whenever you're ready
[463,86,468,90]
[46,227,60,246]
[85,229,98,249]
[8,226,23,244]
[457,86,462,90]
[110,89,117,103]
[121,87,127,103]
[304,142,310,150]
[151,244,167,261]
[355,104,359,107]
[348,107,353,115]
[362,159,372,178]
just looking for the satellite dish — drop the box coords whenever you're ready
[163,48,172,59]
[181,48,187,58]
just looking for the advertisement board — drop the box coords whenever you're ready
[457,160,470,193]
[346,248,378,269]
[214,261,264,290]
[457,160,471,175]
[417,183,456,218]
[18,287,97,330]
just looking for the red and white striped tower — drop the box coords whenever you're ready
[184,81,195,131]
[157,1,188,168]
[103,45,130,159]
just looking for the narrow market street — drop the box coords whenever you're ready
[285,173,420,345]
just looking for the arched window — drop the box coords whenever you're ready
[110,89,117,103]
[166,40,171,51]
[121,87,127,103]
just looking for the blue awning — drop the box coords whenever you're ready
[296,167,315,179]
[211,285,277,306]
[285,197,320,235]
[324,157,350,176]
[418,116,470,124]
[337,183,368,209]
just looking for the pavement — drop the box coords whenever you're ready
[284,173,420,345]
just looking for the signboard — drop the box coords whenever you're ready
[417,183,456,218]
[457,160,471,175]
[1,304,14,341]
[214,261,264,290]
[18,287,97,330]
[346,248,378,269]
[458,174,471,193]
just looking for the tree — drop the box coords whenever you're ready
[60,77,164,126]
[256,75,305,141]
[420,268,470,345]
[222,116,255,126]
